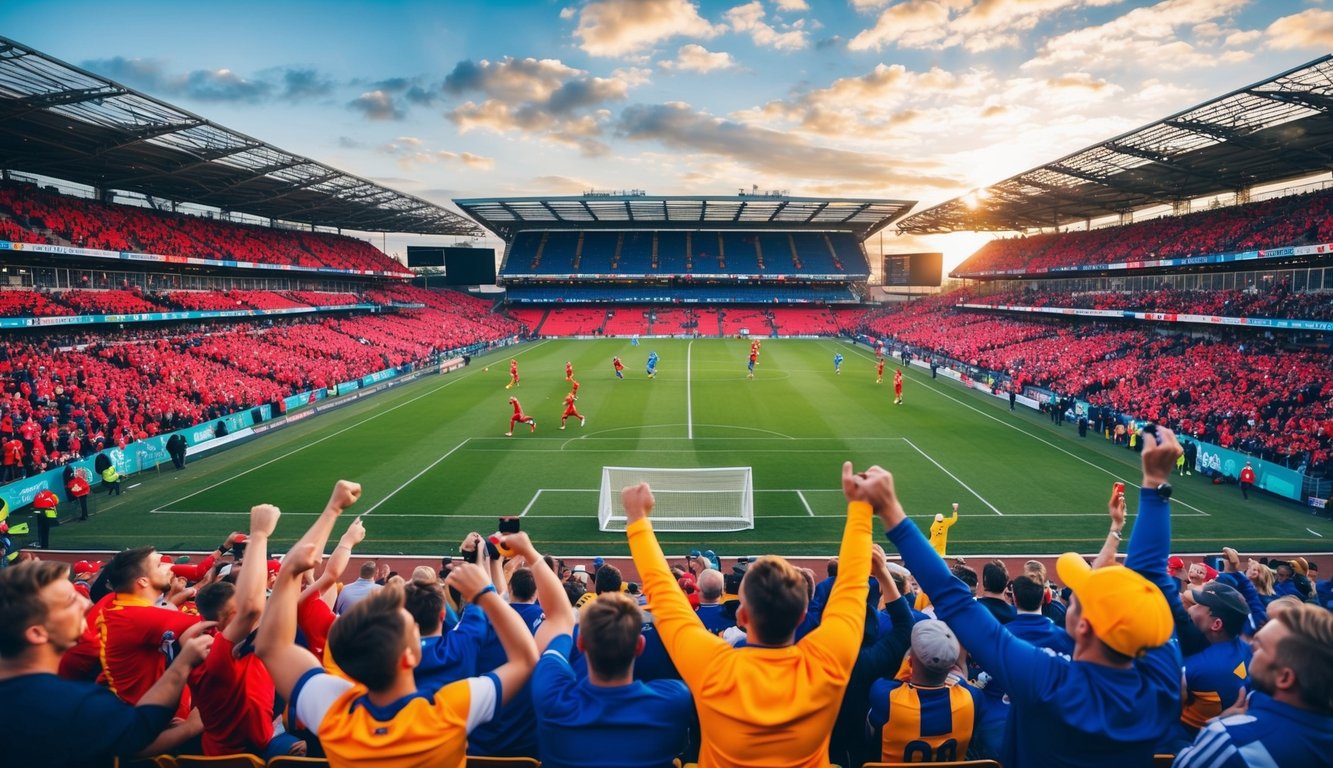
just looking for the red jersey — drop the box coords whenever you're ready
[749,352,758,364]
[298,591,336,660]
[59,592,113,681]
[565,363,573,377]
[511,399,524,416]
[571,379,580,395]
[613,358,624,371]
[894,371,904,386]
[509,362,518,375]
[98,594,200,718]
[563,394,576,410]
[189,631,276,755]
[1240,467,1256,484]
[877,360,885,374]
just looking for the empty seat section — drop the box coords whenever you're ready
[720,233,760,273]
[792,233,838,273]
[579,232,619,273]
[616,231,654,273]
[718,308,770,335]
[539,307,605,334]
[656,232,688,272]
[828,234,870,276]
[757,233,794,274]
[602,308,650,335]
[534,232,579,274]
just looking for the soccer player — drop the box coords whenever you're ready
[559,392,585,430]
[834,352,844,374]
[570,378,580,398]
[507,397,536,436]
[255,480,541,768]
[894,368,904,404]
[565,361,573,381]
[646,351,659,379]
[612,356,624,379]
[929,503,959,556]
[505,359,520,390]
[747,350,757,380]
[876,358,885,384]
[619,461,875,767]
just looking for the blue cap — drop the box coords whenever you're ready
[688,549,702,558]
[703,549,716,559]
[593,557,605,568]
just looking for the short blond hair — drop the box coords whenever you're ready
[581,592,643,679]
[741,556,808,644]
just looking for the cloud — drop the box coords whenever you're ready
[660,44,736,72]
[724,1,809,50]
[336,136,364,149]
[774,0,809,9]
[348,90,403,120]
[849,0,1121,53]
[615,101,957,187]
[380,139,495,170]
[1264,8,1333,50]
[441,57,643,155]
[84,57,344,105]
[1022,0,1253,72]
[573,0,721,57]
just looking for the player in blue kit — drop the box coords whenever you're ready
[646,351,659,379]
[834,353,844,374]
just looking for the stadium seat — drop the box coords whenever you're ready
[465,758,540,768]
[266,757,330,768]
[173,755,265,768]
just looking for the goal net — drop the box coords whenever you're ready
[598,466,754,532]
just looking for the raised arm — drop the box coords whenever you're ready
[445,562,538,705]
[623,482,728,688]
[501,532,575,651]
[256,541,325,701]
[301,516,364,608]
[803,462,874,669]
[1091,484,1127,569]
[224,504,280,644]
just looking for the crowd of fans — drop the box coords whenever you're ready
[956,187,1333,275]
[0,287,401,318]
[853,292,1333,475]
[0,294,520,477]
[0,182,411,275]
[972,285,1333,321]
[3,440,1331,768]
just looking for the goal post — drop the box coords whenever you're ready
[598,466,754,532]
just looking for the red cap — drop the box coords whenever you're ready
[160,555,174,564]
[73,560,103,574]
[233,534,248,544]
[266,559,282,574]
[1203,564,1219,581]
[72,582,90,599]
[1167,556,1185,572]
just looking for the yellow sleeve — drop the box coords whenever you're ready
[627,518,728,687]
[943,509,958,531]
[800,501,873,672]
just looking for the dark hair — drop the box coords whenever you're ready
[509,568,537,602]
[1010,575,1045,612]
[0,561,70,657]
[740,556,807,645]
[581,592,643,679]
[328,583,410,691]
[826,558,838,579]
[564,580,586,606]
[105,545,157,593]
[951,564,978,591]
[595,564,623,595]
[359,561,377,579]
[982,560,1009,593]
[404,578,446,635]
[195,582,236,622]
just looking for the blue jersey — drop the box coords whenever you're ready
[1174,691,1333,768]
[887,490,1183,768]
[413,604,490,695]
[834,354,844,367]
[467,601,546,757]
[647,353,659,373]
[532,634,692,768]
[1179,636,1251,733]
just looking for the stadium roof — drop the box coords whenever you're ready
[898,55,1333,235]
[0,37,480,236]
[454,194,915,242]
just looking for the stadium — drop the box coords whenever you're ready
[1,8,1331,768]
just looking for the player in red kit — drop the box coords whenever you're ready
[505,359,520,390]
[565,361,574,381]
[559,392,585,429]
[613,356,624,379]
[877,358,885,384]
[894,368,904,404]
[506,397,536,436]
[570,378,581,398]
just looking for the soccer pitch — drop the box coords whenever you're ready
[53,338,1332,557]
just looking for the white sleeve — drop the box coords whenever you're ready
[464,674,501,733]
[292,671,355,732]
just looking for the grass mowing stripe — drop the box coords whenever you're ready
[903,438,1003,516]
[361,439,472,516]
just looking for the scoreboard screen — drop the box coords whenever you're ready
[407,246,497,285]
[883,252,943,286]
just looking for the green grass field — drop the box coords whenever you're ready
[47,338,1333,558]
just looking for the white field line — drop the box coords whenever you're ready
[687,339,694,440]
[837,343,1213,517]
[151,340,551,512]
[796,490,815,516]
[361,439,471,516]
[903,438,1003,516]
[1309,528,1324,538]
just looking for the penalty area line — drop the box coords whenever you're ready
[903,438,1003,516]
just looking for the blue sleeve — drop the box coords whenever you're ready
[861,595,914,679]
[531,634,575,716]
[867,678,898,728]
[1216,571,1266,634]
[887,519,1066,704]
[1122,488,1188,686]
[71,685,174,758]
[1173,723,1249,768]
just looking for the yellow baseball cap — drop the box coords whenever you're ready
[1057,553,1173,658]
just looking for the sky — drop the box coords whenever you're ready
[1,0,1330,273]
